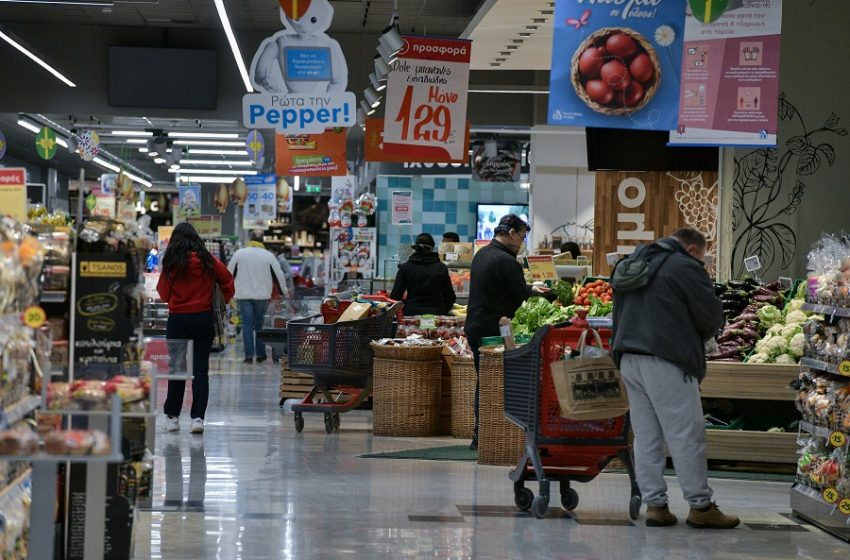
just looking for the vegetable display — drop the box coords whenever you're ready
[512,297,575,335]
[573,279,612,307]
[708,280,787,362]
[747,282,818,365]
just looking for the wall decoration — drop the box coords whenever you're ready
[231,178,248,206]
[77,130,101,161]
[277,177,293,213]
[35,126,57,160]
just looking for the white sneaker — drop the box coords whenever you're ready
[164,416,179,432]
[190,418,204,434]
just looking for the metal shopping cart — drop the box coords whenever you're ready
[286,303,399,434]
[503,323,640,519]
[257,287,326,363]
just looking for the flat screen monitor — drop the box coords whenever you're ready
[586,127,718,171]
[477,204,530,241]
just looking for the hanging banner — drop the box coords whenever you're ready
[116,199,136,222]
[243,174,277,228]
[548,0,686,131]
[275,129,347,176]
[277,177,293,213]
[246,130,265,163]
[382,35,472,162]
[670,0,783,147]
[391,191,413,225]
[0,168,26,221]
[177,184,201,220]
[364,118,470,163]
[35,126,58,160]
[0,130,7,160]
[471,140,522,183]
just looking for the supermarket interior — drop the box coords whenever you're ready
[0,0,849,558]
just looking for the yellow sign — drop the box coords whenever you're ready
[838,360,850,377]
[830,431,847,448]
[527,255,558,282]
[23,306,46,329]
[0,168,27,222]
[80,261,127,278]
[823,488,839,504]
[839,499,850,516]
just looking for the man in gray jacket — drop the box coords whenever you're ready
[611,228,739,529]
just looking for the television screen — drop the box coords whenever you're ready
[477,204,530,240]
[586,127,718,171]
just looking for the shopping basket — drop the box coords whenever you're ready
[503,323,640,519]
[286,303,399,434]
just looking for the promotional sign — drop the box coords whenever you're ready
[35,126,58,160]
[88,187,116,218]
[243,174,277,228]
[275,129,347,176]
[383,35,472,162]
[246,130,265,163]
[329,227,376,283]
[391,191,413,225]
[670,0,783,146]
[548,0,686,131]
[188,215,223,238]
[471,140,522,183]
[527,255,559,283]
[116,199,136,222]
[364,118,470,163]
[177,184,201,220]
[0,129,6,160]
[244,0,355,134]
[0,168,26,221]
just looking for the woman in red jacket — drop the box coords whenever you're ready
[157,223,234,434]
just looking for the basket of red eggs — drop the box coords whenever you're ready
[570,27,661,115]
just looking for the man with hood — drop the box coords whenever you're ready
[390,233,456,317]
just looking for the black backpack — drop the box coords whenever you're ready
[610,240,677,293]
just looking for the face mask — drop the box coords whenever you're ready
[517,241,528,256]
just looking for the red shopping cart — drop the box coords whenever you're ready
[503,323,640,519]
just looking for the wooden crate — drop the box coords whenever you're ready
[702,362,798,401]
[705,430,797,464]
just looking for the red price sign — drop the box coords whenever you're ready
[394,86,453,143]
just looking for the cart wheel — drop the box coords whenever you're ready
[629,495,642,521]
[560,487,579,511]
[531,495,549,519]
[279,398,286,407]
[514,487,534,511]
[324,413,334,434]
[294,413,304,433]
[333,414,341,432]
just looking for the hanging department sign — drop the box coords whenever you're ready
[383,35,472,162]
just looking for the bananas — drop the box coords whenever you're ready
[450,304,467,317]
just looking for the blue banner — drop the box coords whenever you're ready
[548,0,687,131]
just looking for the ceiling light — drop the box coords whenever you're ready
[169,168,258,176]
[123,171,152,188]
[180,159,254,166]
[213,0,253,93]
[125,139,147,144]
[17,118,41,134]
[188,148,253,156]
[148,151,159,157]
[170,164,180,170]
[377,43,398,65]
[138,147,149,153]
[168,132,240,139]
[369,73,386,93]
[374,55,391,79]
[0,1,114,5]
[153,157,166,164]
[364,87,381,108]
[380,24,405,53]
[111,130,152,137]
[356,108,366,127]
[0,26,76,87]
[173,140,245,147]
[93,156,120,173]
[179,176,239,184]
[293,176,300,191]
[360,100,376,116]
[469,88,549,95]
[518,33,533,37]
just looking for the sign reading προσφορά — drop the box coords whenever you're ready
[242,93,356,134]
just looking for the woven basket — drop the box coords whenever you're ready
[570,27,662,115]
[371,343,445,362]
[373,357,442,436]
[450,356,476,438]
[477,349,525,466]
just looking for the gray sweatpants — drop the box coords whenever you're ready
[620,353,714,509]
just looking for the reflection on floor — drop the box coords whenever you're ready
[134,355,850,559]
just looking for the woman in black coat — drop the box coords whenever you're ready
[390,233,456,316]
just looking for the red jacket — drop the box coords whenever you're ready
[157,254,235,314]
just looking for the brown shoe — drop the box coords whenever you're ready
[686,503,740,529]
[646,504,678,527]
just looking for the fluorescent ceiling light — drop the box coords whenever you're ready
[173,140,245,147]
[138,147,149,153]
[17,118,41,134]
[125,139,148,144]
[169,168,258,176]
[168,132,240,139]
[179,176,238,184]
[123,171,152,188]
[55,136,68,149]
[188,149,249,156]
[0,27,76,87]
[93,157,120,173]
[180,159,254,166]
[111,130,153,137]
[0,1,114,5]
[213,0,253,93]
[148,151,159,157]
[153,157,166,164]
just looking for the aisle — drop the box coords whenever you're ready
[134,361,848,559]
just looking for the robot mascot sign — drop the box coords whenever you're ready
[242,0,356,134]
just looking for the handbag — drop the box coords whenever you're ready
[211,281,228,351]
[550,328,629,420]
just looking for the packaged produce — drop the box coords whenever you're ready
[43,429,111,456]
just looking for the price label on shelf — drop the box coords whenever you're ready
[840,499,850,516]
[22,305,46,329]
[830,431,847,448]
[838,360,850,377]
[823,487,840,504]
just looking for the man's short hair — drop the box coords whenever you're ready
[494,214,531,237]
[249,230,264,242]
[442,232,460,242]
[672,228,707,249]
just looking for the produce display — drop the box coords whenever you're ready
[449,303,467,318]
[511,297,575,336]
[395,316,465,340]
[572,279,613,308]
[708,280,786,362]
[46,376,150,412]
[0,427,111,456]
[747,283,817,365]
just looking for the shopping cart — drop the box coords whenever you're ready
[503,323,640,519]
[258,287,326,367]
[287,303,399,434]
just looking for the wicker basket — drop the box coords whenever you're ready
[450,356,476,439]
[372,357,442,436]
[370,343,445,362]
[570,27,662,115]
[477,349,525,466]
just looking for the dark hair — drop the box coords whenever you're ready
[249,230,264,242]
[562,241,581,260]
[493,214,531,237]
[672,228,707,250]
[162,222,217,280]
[442,232,460,242]
[412,233,436,255]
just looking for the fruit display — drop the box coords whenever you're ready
[572,28,661,114]
[46,376,150,412]
[449,303,467,318]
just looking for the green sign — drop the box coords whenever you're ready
[35,126,58,160]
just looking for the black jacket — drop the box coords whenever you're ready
[390,252,456,316]
[464,240,546,340]
[611,238,723,381]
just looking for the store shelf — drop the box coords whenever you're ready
[40,408,154,419]
[0,452,123,463]
[40,291,67,303]
[704,430,797,463]
[701,362,798,401]
[800,357,840,375]
[791,484,850,542]
[1,395,42,427]
[0,469,31,501]
[799,421,834,439]
[802,302,850,318]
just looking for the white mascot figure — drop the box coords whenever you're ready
[251,0,348,94]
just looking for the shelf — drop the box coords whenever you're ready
[704,430,797,463]
[802,302,850,318]
[40,291,67,303]
[800,357,841,375]
[791,484,850,542]
[0,453,123,464]
[0,469,31,501]
[701,362,798,401]
[799,421,834,439]
[1,395,42,427]
[40,408,154,419]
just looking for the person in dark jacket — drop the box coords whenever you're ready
[464,215,555,449]
[390,233,456,316]
[611,228,738,530]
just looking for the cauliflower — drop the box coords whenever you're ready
[767,324,784,337]
[758,305,782,329]
[755,337,771,355]
[781,323,802,339]
[789,332,806,357]
[785,310,809,325]
[774,353,797,365]
[784,299,806,315]
[747,352,770,364]
[765,335,788,357]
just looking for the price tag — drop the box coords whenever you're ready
[830,431,848,448]
[823,487,840,504]
[419,316,436,330]
[744,255,762,272]
[444,252,460,262]
[23,305,47,329]
[839,360,850,377]
[779,277,793,290]
[840,499,850,516]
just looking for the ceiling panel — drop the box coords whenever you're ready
[464,0,555,71]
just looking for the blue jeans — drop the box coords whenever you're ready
[240,299,269,359]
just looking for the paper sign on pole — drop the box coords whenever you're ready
[383,36,472,162]
[0,168,27,221]
[391,191,413,225]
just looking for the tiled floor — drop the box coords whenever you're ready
[134,356,849,559]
